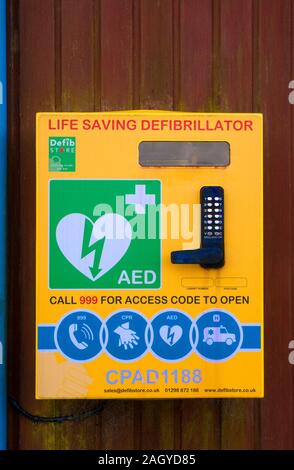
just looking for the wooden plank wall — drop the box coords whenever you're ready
[7,0,294,449]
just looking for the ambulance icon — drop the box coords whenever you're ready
[203,325,236,346]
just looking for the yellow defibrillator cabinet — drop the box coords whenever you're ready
[36,111,263,398]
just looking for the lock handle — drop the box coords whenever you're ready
[170,186,225,269]
[171,247,223,266]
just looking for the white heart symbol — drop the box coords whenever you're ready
[159,325,183,346]
[56,213,132,281]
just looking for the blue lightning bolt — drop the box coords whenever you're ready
[167,327,175,345]
[81,219,105,277]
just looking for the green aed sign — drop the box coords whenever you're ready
[49,179,161,289]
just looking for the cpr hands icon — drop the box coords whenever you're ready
[114,322,140,350]
[106,311,148,361]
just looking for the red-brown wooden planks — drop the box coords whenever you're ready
[139,0,174,109]
[15,0,56,450]
[218,0,253,112]
[138,400,177,450]
[181,400,221,449]
[100,400,136,450]
[101,0,133,111]
[217,0,258,450]
[60,0,95,112]
[6,0,294,450]
[258,0,294,449]
[178,0,213,112]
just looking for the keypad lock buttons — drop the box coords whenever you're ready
[171,186,225,269]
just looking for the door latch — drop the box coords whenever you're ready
[171,186,224,268]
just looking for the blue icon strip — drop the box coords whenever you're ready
[38,325,57,351]
[38,318,261,357]
[240,325,261,350]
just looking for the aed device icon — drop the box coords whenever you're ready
[49,179,161,289]
[151,310,194,361]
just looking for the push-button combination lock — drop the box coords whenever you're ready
[171,186,224,268]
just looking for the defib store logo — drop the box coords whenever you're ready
[49,136,76,172]
[49,179,161,289]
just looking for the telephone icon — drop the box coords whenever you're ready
[69,323,94,350]
[171,186,224,268]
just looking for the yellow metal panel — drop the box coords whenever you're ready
[36,112,263,398]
